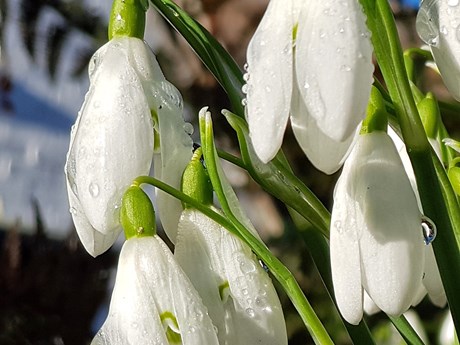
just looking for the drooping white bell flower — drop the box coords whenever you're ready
[388,127,446,308]
[416,0,460,100]
[65,36,192,256]
[330,131,425,325]
[245,0,373,173]
[91,236,219,345]
[174,208,287,345]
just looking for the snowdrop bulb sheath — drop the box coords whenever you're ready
[331,132,424,325]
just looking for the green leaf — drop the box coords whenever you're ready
[199,108,334,345]
[149,0,245,115]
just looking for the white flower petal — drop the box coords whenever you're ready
[245,0,295,163]
[66,37,154,235]
[151,81,193,243]
[423,245,447,307]
[417,0,460,100]
[175,209,288,345]
[93,236,219,345]
[351,133,424,316]
[330,161,364,325]
[291,85,357,174]
[67,180,121,257]
[295,0,373,141]
[363,291,380,316]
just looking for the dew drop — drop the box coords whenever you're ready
[241,98,248,107]
[258,259,269,272]
[243,72,250,82]
[416,0,441,47]
[260,40,266,46]
[183,122,194,135]
[69,207,77,215]
[245,308,255,317]
[334,220,343,234]
[89,182,100,198]
[303,81,310,89]
[240,260,256,274]
[265,86,271,93]
[421,215,437,245]
[188,326,196,333]
[448,0,459,6]
[243,63,249,72]
[340,65,352,72]
[242,84,249,94]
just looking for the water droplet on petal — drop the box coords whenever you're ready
[69,207,77,215]
[183,122,194,135]
[416,0,441,47]
[448,0,459,6]
[258,259,269,272]
[245,308,255,317]
[89,182,100,198]
[243,63,249,72]
[421,215,437,245]
[243,72,250,82]
[242,84,249,94]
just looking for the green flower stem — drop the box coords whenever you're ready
[222,110,330,236]
[200,113,333,345]
[133,173,333,344]
[360,0,460,335]
[149,0,244,115]
[109,0,148,39]
[388,315,425,345]
[291,211,376,345]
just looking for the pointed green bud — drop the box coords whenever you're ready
[361,86,388,134]
[108,0,148,40]
[448,158,460,197]
[181,148,213,208]
[417,93,440,139]
[120,185,156,239]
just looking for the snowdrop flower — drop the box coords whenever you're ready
[174,149,287,345]
[389,128,446,308]
[245,0,374,173]
[65,36,192,256]
[417,0,460,100]
[92,185,219,345]
[92,236,219,345]
[331,130,425,325]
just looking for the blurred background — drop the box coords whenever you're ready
[0,0,452,344]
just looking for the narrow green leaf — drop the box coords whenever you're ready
[150,0,245,115]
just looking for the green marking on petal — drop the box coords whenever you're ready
[160,311,182,344]
[219,281,230,302]
[292,23,298,43]
[151,109,160,152]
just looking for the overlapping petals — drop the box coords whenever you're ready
[331,131,425,324]
[174,209,287,345]
[92,236,219,345]
[246,0,373,173]
[65,37,192,256]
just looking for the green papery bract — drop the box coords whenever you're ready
[331,132,425,325]
[174,208,288,345]
[92,236,219,345]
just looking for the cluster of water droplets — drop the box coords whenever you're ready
[417,0,460,47]
[241,63,250,107]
